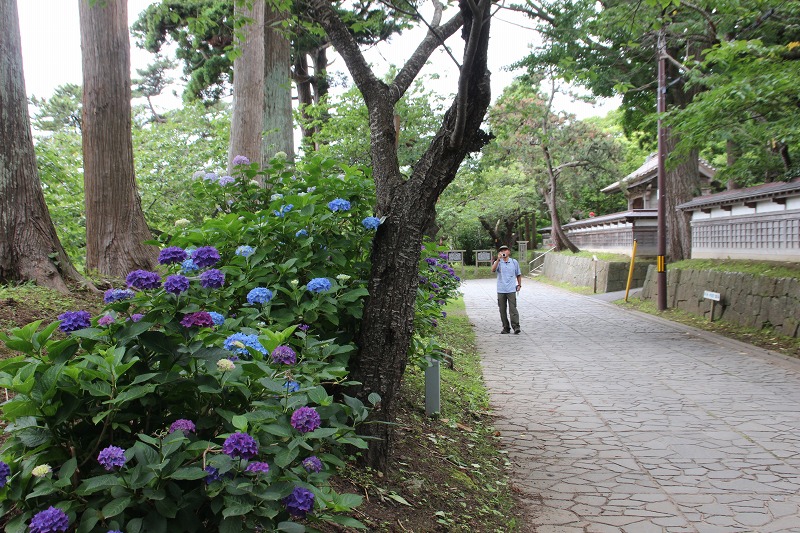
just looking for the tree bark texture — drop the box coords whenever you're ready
[229,1,294,171]
[663,130,699,261]
[79,0,156,277]
[0,0,83,291]
[479,216,519,249]
[306,0,492,471]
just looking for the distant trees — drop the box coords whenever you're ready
[0,0,82,291]
[79,0,156,276]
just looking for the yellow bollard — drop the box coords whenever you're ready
[624,240,638,302]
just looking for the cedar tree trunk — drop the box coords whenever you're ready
[79,0,156,276]
[229,1,293,171]
[306,0,493,471]
[0,0,83,291]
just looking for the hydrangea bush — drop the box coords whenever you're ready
[0,154,460,532]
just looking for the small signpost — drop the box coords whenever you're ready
[474,249,493,275]
[425,357,440,417]
[517,241,529,264]
[704,290,721,322]
[447,250,466,277]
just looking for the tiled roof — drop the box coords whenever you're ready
[539,209,657,232]
[677,178,800,210]
[601,155,717,194]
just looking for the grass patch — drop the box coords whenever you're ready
[534,275,597,295]
[331,298,525,532]
[618,297,800,359]
[669,258,800,279]
[460,265,496,280]
[554,250,632,262]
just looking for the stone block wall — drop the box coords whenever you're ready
[542,254,652,292]
[640,266,800,338]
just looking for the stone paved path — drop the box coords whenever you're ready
[462,278,800,533]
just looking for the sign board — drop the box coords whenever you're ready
[476,251,493,262]
[703,290,721,301]
[447,251,463,262]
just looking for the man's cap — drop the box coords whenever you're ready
[498,245,510,251]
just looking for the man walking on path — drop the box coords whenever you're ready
[491,245,521,334]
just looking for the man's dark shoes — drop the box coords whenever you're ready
[500,329,511,334]
[514,329,521,334]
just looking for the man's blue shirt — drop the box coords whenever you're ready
[496,258,521,293]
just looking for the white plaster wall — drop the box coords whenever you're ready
[731,205,756,216]
[692,248,800,262]
[757,201,785,213]
[691,211,712,221]
[787,197,800,210]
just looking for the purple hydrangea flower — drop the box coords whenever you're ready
[245,461,270,474]
[442,311,447,318]
[297,324,310,332]
[103,288,135,303]
[164,274,190,295]
[192,246,221,268]
[97,315,115,327]
[180,312,214,328]
[224,333,266,359]
[169,419,196,435]
[208,312,225,325]
[129,314,144,323]
[284,380,300,393]
[302,456,323,473]
[181,258,199,273]
[306,278,331,293]
[200,269,225,289]
[29,506,70,533]
[362,216,380,230]
[247,287,273,305]
[126,270,162,290]
[158,246,188,265]
[283,486,315,517]
[290,406,321,434]
[296,229,308,237]
[425,257,437,266]
[327,198,351,212]
[232,155,250,166]
[97,445,127,471]
[439,252,448,260]
[217,175,235,186]
[222,432,258,459]
[203,172,218,182]
[57,310,91,333]
[0,461,10,488]
[271,345,297,365]
[205,466,221,484]
[108,530,123,533]
[235,245,255,258]
[431,318,438,327]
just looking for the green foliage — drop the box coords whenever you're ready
[669,258,800,280]
[29,83,82,133]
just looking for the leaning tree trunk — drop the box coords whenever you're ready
[544,171,579,252]
[307,0,493,471]
[229,1,294,171]
[79,0,156,277]
[0,0,83,291]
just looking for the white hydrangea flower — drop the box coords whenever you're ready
[174,218,190,227]
[217,359,235,372]
[32,464,52,478]
[336,274,351,282]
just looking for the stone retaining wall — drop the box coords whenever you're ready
[640,266,800,338]
[542,254,651,292]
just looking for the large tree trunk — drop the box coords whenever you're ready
[79,0,156,277]
[308,0,493,471]
[663,130,698,261]
[545,184,579,252]
[479,216,519,248]
[0,0,83,291]
[229,1,294,171]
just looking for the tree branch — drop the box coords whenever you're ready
[679,1,717,38]
[505,1,555,25]
[389,2,464,102]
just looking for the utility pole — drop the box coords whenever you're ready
[656,27,668,312]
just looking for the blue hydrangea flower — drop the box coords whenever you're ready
[224,333,266,359]
[103,288,135,303]
[306,277,332,293]
[57,310,91,333]
[126,270,162,290]
[284,381,300,393]
[295,229,308,238]
[362,216,380,230]
[203,172,218,182]
[232,155,250,166]
[0,461,10,488]
[208,312,226,326]
[163,275,190,295]
[97,445,127,471]
[192,246,221,268]
[158,246,188,265]
[235,245,255,258]
[29,506,70,533]
[200,269,225,289]
[222,432,259,459]
[283,486,315,517]
[205,465,221,484]
[181,258,199,273]
[327,198,351,212]
[247,287,273,305]
[218,175,235,186]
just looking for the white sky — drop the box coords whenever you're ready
[16,1,618,119]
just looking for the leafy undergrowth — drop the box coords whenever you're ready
[0,285,528,531]
[324,299,530,532]
[618,297,800,360]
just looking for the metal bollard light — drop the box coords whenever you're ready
[425,357,440,417]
